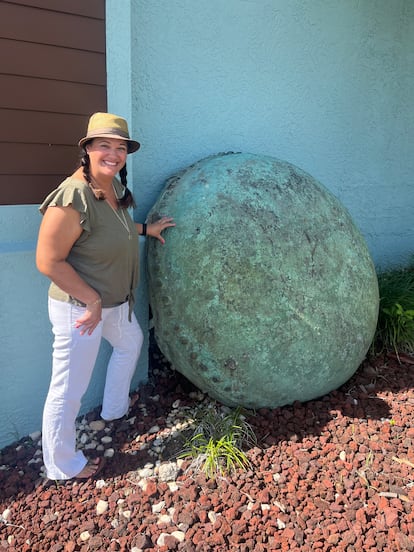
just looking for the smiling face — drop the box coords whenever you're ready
[86,137,128,181]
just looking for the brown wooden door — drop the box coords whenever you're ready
[0,0,107,205]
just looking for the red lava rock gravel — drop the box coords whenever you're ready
[1,347,414,551]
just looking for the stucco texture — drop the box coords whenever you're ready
[123,0,413,268]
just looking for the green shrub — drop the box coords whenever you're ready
[178,404,257,479]
[373,263,414,355]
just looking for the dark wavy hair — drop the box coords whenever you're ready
[80,145,136,209]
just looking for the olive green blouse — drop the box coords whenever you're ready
[39,177,139,317]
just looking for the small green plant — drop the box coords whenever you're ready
[381,303,414,352]
[373,262,414,355]
[178,404,257,479]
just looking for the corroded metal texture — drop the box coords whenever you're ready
[146,153,379,408]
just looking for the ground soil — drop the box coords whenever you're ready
[1,345,413,551]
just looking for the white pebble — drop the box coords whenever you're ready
[28,458,42,465]
[29,431,41,442]
[167,482,179,492]
[339,450,347,461]
[208,511,217,523]
[158,462,180,482]
[156,533,170,546]
[171,530,185,543]
[172,400,181,408]
[96,500,108,515]
[80,531,90,541]
[101,436,112,444]
[104,448,115,458]
[2,508,11,521]
[148,425,160,434]
[157,514,172,525]
[95,479,106,489]
[90,420,106,431]
[152,500,166,514]
[277,518,286,529]
[121,510,131,519]
[137,467,154,478]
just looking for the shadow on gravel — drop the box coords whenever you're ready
[93,348,405,480]
[1,341,412,503]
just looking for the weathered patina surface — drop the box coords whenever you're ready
[147,153,379,408]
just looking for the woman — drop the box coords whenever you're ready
[36,112,174,480]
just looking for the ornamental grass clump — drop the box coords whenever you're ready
[373,262,414,355]
[179,404,257,479]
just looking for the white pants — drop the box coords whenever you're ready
[42,298,143,480]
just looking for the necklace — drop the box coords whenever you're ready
[106,200,133,240]
[108,183,132,239]
[89,177,133,239]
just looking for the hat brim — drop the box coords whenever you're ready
[78,134,140,154]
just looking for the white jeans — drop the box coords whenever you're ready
[42,298,143,480]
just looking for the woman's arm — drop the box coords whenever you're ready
[36,205,102,334]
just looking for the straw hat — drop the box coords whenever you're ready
[78,112,140,153]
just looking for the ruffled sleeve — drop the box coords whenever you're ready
[39,178,91,233]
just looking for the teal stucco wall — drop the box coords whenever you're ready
[108,0,413,268]
[0,0,412,449]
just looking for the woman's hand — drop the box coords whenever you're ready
[146,217,175,245]
[74,299,102,336]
